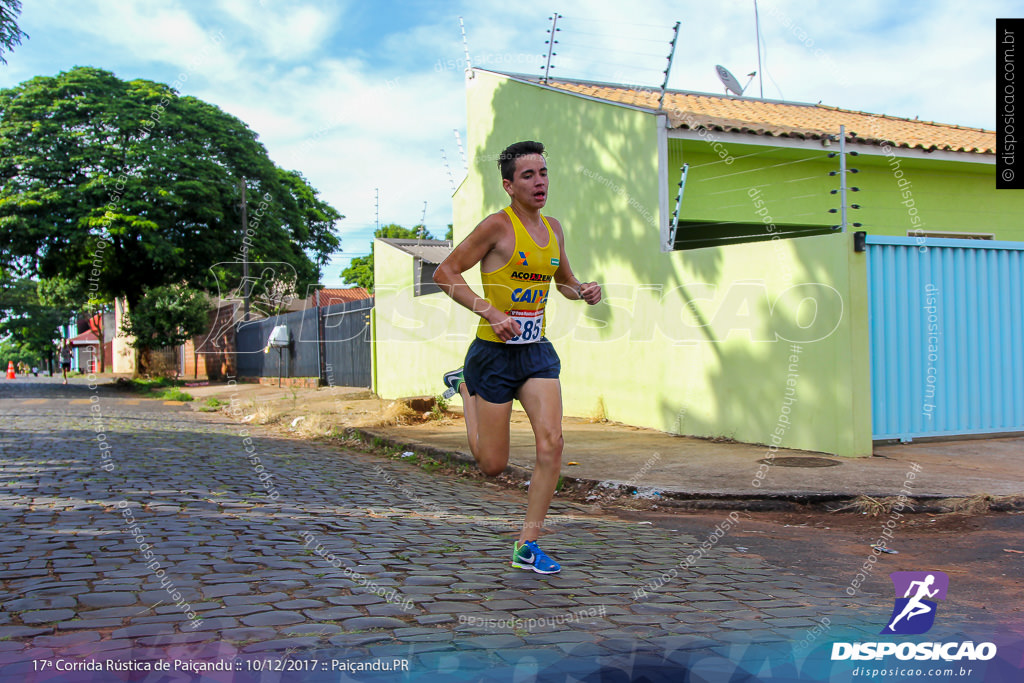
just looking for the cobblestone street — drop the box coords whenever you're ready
[0,379,1015,682]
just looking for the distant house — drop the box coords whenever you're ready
[67,329,101,372]
[69,309,115,372]
[376,239,452,296]
[111,297,239,379]
[180,301,240,380]
[303,287,373,308]
[372,69,1023,457]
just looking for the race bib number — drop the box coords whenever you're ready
[507,310,544,344]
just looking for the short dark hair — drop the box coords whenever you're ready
[498,141,545,181]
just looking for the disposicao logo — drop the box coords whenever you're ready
[831,570,997,663]
[882,571,948,635]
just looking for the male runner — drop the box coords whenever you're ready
[60,342,72,384]
[433,141,601,574]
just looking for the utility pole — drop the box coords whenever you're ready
[754,0,764,98]
[240,177,250,322]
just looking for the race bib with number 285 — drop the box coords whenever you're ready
[506,310,544,344]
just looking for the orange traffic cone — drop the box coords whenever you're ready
[6,361,15,379]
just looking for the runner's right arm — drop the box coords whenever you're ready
[433,215,521,342]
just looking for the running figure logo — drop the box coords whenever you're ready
[881,571,949,635]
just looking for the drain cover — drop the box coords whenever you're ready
[758,456,840,468]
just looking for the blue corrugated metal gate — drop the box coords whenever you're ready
[866,235,1024,441]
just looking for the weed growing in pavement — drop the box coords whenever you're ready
[831,494,911,516]
[157,387,193,402]
[430,393,449,420]
[953,493,993,514]
[419,457,443,473]
[245,399,280,425]
[295,413,334,438]
[198,397,223,412]
[115,377,192,402]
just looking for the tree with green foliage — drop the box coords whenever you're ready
[341,223,435,292]
[0,0,28,65]
[121,284,210,351]
[0,276,82,373]
[0,67,342,317]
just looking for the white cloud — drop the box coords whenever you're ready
[214,0,343,61]
[41,0,239,75]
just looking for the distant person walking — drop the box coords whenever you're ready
[60,343,72,384]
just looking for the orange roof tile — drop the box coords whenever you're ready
[529,77,993,154]
[68,330,101,345]
[309,288,372,306]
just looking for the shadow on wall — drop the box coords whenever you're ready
[478,78,857,450]
[655,235,855,455]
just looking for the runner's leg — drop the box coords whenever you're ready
[515,377,563,544]
[460,384,513,477]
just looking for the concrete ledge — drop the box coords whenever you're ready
[252,377,322,389]
[350,427,1024,515]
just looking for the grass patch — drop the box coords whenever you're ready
[156,387,193,402]
[349,401,417,428]
[247,399,281,425]
[115,377,193,401]
[420,457,443,474]
[295,413,335,438]
[198,396,224,412]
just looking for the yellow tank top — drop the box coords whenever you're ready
[476,207,560,343]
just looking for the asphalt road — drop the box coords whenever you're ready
[0,377,1020,682]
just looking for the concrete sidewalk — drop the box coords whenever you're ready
[180,380,1024,513]
[361,415,1024,512]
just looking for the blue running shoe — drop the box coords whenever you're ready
[511,540,561,574]
[441,367,464,400]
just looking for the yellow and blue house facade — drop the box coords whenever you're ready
[373,69,1023,457]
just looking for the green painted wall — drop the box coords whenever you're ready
[668,137,1021,242]
[372,70,900,456]
[372,240,476,399]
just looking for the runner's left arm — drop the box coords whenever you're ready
[549,218,601,305]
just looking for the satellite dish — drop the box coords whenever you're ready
[715,65,755,97]
[715,65,743,95]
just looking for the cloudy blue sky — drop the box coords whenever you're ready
[1,0,1013,286]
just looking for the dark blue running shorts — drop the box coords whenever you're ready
[463,337,561,404]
